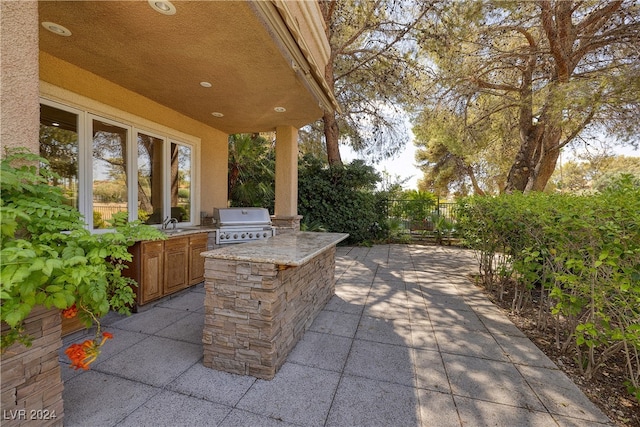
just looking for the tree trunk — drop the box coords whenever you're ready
[467,166,486,196]
[324,110,342,166]
[505,123,562,193]
[504,136,536,193]
[170,143,179,206]
[529,148,560,192]
[526,125,562,192]
[502,1,627,193]
[323,46,342,166]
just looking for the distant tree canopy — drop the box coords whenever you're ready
[551,154,640,193]
[413,0,640,194]
[314,0,436,165]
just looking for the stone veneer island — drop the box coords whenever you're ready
[200,231,349,379]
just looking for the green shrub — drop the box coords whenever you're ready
[429,212,455,245]
[1,149,165,352]
[93,210,106,229]
[298,155,386,244]
[457,176,640,400]
[228,133,275,211]
[402,190,437,224]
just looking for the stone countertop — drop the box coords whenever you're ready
[201,231,349,266]
[161,225,216,237]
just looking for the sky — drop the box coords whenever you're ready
[342,142,421,190]
[342,139,640,192]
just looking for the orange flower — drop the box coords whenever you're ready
[62,304,78,319]
[64,331,114,370]
[65,342,91,370]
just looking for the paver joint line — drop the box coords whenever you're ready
[57,245,611,427]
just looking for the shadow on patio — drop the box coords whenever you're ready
[59,245,612,427]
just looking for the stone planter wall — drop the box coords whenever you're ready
[203,246,335,379]
[1,306,64,427]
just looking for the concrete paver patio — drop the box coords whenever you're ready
[59,245,613,426]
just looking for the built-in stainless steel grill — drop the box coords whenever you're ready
[213,207,276,244]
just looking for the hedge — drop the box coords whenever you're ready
[456,175,640,401]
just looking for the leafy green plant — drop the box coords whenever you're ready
[386,217,411,243]
[405,190,437,220]
[298,154,386,244]
[228,133,275,210]
[1,149,165,354]
[300,218,327,232]
[386,191,438,235]
[456,177,640,401]
[93,210,106,229]
[429,213,454,245]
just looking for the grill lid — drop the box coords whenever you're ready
[213,207,272,227]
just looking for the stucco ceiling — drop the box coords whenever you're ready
[38,1,326,133]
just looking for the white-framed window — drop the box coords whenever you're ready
[166,141,193,225]
[137,130,166,226]
[39,99,195,230]
[89,114,132,230]
[39,100,83,212]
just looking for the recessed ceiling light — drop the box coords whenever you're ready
[274,107,286,113]
[200,82,212,88]
[42,22,72,37]
[211,112,224,118]
[148,0,176,15]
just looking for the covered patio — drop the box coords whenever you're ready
[2,0,339,230]
[59,245,611,427]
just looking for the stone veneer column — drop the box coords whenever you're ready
[202,247,336,379]
[271,215,302,235]
[1,306,64,427]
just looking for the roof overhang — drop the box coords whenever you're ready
[38,0,338,134]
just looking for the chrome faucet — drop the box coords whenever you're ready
[162,217,178,230]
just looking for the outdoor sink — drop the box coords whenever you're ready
[162,229,186,235]
[162,227,203,235]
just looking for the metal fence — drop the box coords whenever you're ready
[93,203,127,222]
[437,202,457,223]
[93,203,191,224]
[384,199,458,241]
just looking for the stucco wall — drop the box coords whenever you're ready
[1,1,40,155]
[279,0,330,67]
[39,52,228,215]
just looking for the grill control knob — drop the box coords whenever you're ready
[263,232,267,238]
[233,234,238,239]
[249,233,253,238]
[241,233,246,238]
[225,233,230,239]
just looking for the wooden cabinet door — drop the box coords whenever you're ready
[163,237,189,294]
[189,234,208,285]
[140,241,164,305]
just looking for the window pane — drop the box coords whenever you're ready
[92,119,128,229]
[39,104,79,209]
[170,142,191,223]
[138,133,164,225]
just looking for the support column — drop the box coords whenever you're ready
[273,126,302,233]
[0,6,65,425]
[0,0,40,155]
